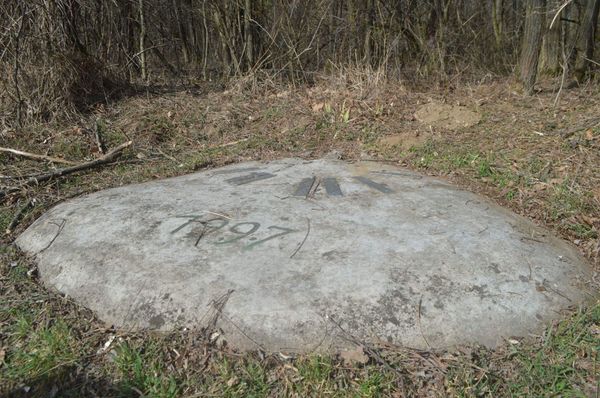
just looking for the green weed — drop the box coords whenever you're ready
[113,342,180,398]
[506,305,599,397]
[3,318,81,386]
[550,181,591,220]
[567,223,598,239]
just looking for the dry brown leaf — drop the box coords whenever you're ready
[312,102,324,112]
[339,348,369,365]
[227,376,239,387]
[574,359,595,372]
[548,178,563,186]
[581,215,598,226]
[585,129,594,140]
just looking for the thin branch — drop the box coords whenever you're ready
[5,198,33,234]
[550,0,574,30]
[550,117,600,138]
[0,147,76,165]
[0,141,132,202]
[94,119,106,155]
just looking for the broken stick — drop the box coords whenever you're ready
[0,141,132,202]
[5,198,33,235]
[550,117,600,139]
[94,119,106,155]
[0,147,76,165]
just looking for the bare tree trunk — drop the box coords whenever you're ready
[574,0,600,81]
[212,7,232,76]
[244,0,253,68]
[363,0,374,64]
[539,2,561,75]
[13,4,25,129]
[492,0,504,48]
[520,0,546,94]
[138,0,147,81]
[202,0,209,79]
[173,0,189,65]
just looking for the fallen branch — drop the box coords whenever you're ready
[0,141,132,202]
[5,198,33,235]
[0,147,76,165]
[156,148,178,162]
[550,117,600,138]
[216,138,249,148]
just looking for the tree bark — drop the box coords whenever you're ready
[520,0,546,94]
[244,0,253,68]
[173,0,189,65]
[539,3,561,75]
[138,0,147,81]
[574,0,600,81]
[492,0,504,48]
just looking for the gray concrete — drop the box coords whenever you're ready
[16,158,594,352]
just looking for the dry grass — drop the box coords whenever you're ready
[1,76,599,397]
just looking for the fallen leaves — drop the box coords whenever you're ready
[339,347,369,365]
[311,102,325,113]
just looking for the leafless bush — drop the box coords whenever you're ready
[0,0,598,128]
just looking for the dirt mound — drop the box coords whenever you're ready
[415,102,481,130]
[377,132,428,151]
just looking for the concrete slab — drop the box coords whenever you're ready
[16,159,594,352]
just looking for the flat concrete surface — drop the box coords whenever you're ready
[17,158,594,352]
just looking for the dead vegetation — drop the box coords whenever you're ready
[2,0,599,130]
[1,75,599,396]
[1,76,599,261]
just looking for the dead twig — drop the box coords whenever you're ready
[216,138,249,148]
[328,314,406,391]
[156,148,178,162]
[5,198,33,235]
[0,146,76,165]
[0,141,132,202]
[94,119,106,155]
[206,289,235,332]
[550,117,600,138]
[417,296,432,349]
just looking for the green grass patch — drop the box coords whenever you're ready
[2,317,82,388]
[407,141,520,189]
[113,341,181,397]
[506,305,599,397]
[550,181,593,220]
[0,207,12,233]
[566,223,599,239]
[52,137,88,161]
